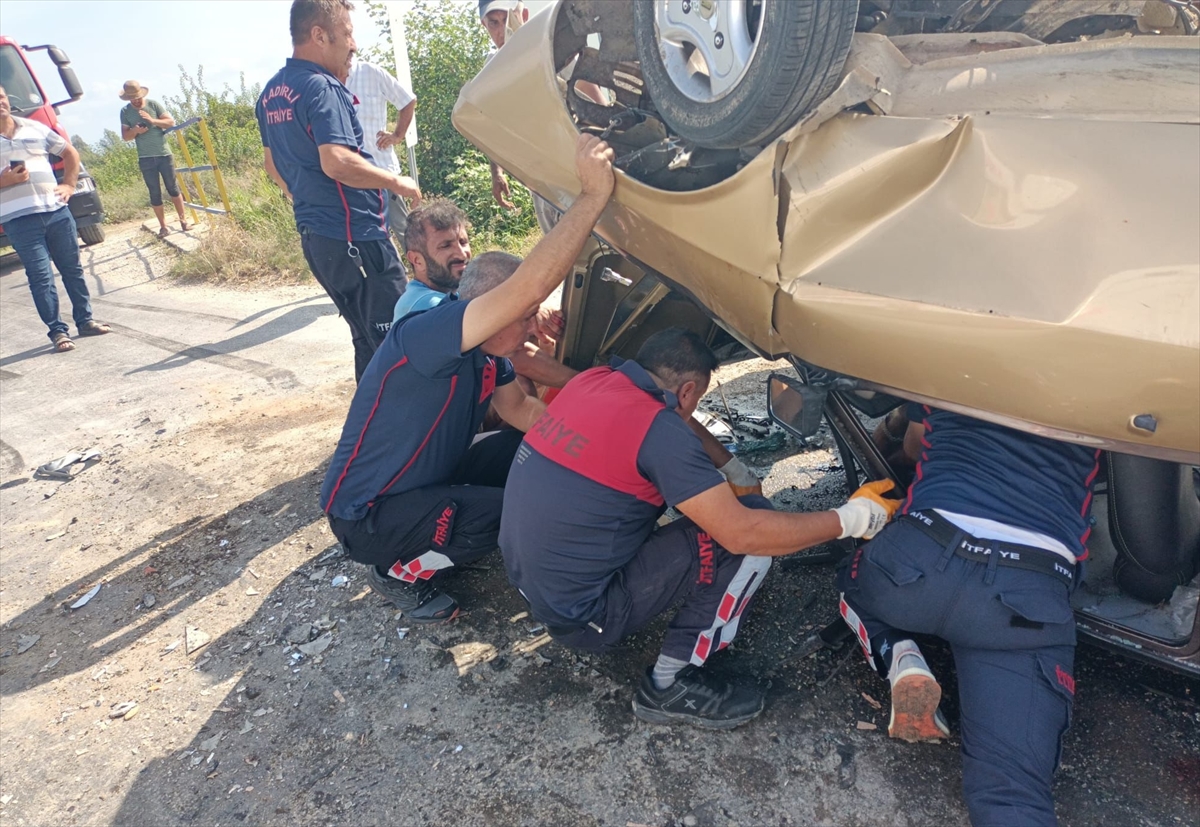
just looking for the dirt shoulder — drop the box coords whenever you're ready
[0,224,1196,827]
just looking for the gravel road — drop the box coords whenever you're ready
[0,223,1196,827]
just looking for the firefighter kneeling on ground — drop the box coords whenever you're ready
[838,404,1099,827]
[499,327,900,729]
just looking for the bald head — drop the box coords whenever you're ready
[459,251,522,300]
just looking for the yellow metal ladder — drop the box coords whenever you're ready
[162,117,232,223]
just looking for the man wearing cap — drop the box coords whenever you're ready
[119,80,192,239]
[258,0,421,382]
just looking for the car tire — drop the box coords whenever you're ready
[633,0,858,149]
[78,224,106,246]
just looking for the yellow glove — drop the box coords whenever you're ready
[834,480,901,540]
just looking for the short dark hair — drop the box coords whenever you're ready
[290,0,354,46]
[635,328,719,385]
[460,251,522,300]
[404,198,469,255]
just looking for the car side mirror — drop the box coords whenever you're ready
[47,46,71,67]
[766,373,827,440]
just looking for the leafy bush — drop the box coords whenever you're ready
[445,149,537,252]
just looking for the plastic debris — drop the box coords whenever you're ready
[245,587,260,596]
[199,732,223,751]
[142,593,156,608]
[297,633,332,656]
[109,701,137,719]
[163,640,182,654]
[397,628,409,641]
[454,744,463,753]
[69,583,102,609]
[168,574,195,590]
[330,575,348,588]
[16,634,39,654]
[34,448,101,481]
[185,626,212,655]
[239,721,254,735]
[856,721,878,731]
[219,539,230,548]
[308,568,328,582]
[333,689,346,704]
[39,653,62,673]
[123,706,140,721]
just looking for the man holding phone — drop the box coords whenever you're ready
[119,80,192,239]
[0,86,109,352]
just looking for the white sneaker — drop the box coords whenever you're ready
[887,640,950,743]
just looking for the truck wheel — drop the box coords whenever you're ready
[78,224,106,246]
[633,0,858,149]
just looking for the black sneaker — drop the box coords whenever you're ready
[366,565,459,624]
[631,665,764,730]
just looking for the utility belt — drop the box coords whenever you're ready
[903,510,1078,588]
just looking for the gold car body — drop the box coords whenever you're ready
[454,4,1200,463]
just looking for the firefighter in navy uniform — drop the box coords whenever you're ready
[320,134,616,623]
[500,327,900,729]
[838,403,1100,827]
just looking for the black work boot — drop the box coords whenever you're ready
[366,565,459,624]
[631,665,764,730]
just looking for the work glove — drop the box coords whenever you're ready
[833,480,901,540]
[718,456,763,499]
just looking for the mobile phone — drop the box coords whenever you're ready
[9,160,26,172]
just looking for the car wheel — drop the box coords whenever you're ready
[633,0,858,149]
[78,224,106,246]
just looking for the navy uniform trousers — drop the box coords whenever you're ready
[552,495,773,666]
[329,430,525,579]
[838,518,1077,827]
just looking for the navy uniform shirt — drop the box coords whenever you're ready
[256,58,388,242]
[902,404,1101,557]
[500,359,724,626]
[321,300,515,521]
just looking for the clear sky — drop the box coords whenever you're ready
[2,0,556,144]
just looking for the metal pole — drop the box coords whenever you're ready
[175,130,211,214]
[174,132,201,225]
[387,1,420,187]
[198,119,233,217]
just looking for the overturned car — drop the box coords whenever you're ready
[453,0,1200,673]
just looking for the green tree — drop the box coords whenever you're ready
[162,66,264,172]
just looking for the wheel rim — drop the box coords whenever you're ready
[653,0,763,103]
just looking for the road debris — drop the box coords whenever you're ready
[239,721,254,735]
[333,689,346,704]
[862,692,882,710]
[856,721,878,731]
[163,640,182,654]
[245,587,260,596]
[185,626,212,654]
[109,701,138,719]
[142,592,156,608]
[168,574,195,590]
[34,448,101,481]
[69,583,101,609]
[38,652,61,673]
[16,634,40,654]
[297,633,332,656]
[199,732,223,752]
[330,575,348,588]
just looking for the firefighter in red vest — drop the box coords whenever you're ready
[499,328,899,729]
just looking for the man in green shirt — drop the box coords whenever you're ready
[119,80,192,238]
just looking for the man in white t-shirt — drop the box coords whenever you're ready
[346,58,417,246]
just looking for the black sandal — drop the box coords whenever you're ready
[78,321,110,337]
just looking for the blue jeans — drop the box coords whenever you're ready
[4,206,93,340]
